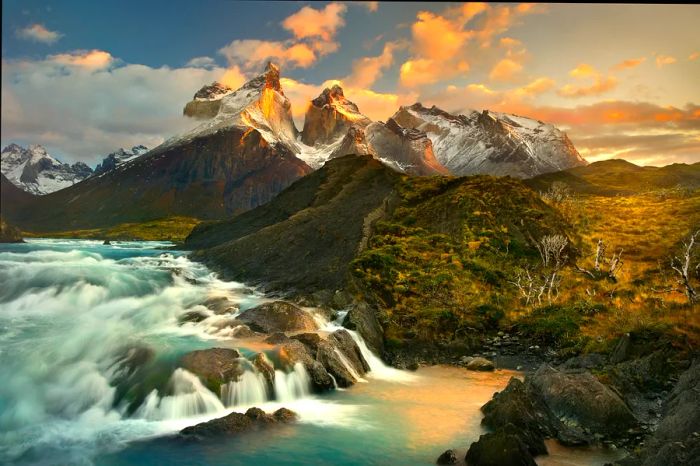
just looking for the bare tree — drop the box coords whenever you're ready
[540,182,571,203]
[509,268,547,306]
[575,238,624,282]
[670,229,699,304]
[535,234,569,303]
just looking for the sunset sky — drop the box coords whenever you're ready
[2,1,699,166]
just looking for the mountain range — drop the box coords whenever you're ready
[1,144,150,195]
[0,61,671,234]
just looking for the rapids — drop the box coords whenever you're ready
[0,239,622,466]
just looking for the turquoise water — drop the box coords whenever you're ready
[0,240,621,466]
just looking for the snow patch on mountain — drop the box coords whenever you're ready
[93,145,149,176]
[1,144,93,195]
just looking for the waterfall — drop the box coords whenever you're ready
[347,330,418,383]
[274,363,311,402]
[333,348,367,383]
[135,368,225,421]
[221,370,269,407]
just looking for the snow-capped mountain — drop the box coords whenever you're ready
[183,82,235,119]
[171,62,299,153]
[93,145,149,176]
[0,144,93,195]
[392,103,587,178]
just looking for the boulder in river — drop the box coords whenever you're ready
[466,357,495,372]
[179,348,243,393]
[179,407,297,439]
[277,339,335,391]
[436,448,458,464]
[238,301,318,333]
[529,364,638,438]
[465,424,538,466]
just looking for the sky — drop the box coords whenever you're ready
[2,1,699,167]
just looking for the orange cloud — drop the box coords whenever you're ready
[655,54,677,67]
[399,3,544,88]
[345,42,397,88]
[558,75,617,98]
[281,3,347,41]
[219,66,246,89]
[569,63,597,79]
[219,40,323,70]
[611,57,646,71]
[489,58,523,82]
[363,1,379,13]
[510,77,556,98]
[49,50,113,69]
[688,51,699,61]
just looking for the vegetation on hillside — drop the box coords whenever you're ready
[23,216,200,242]
[352,165,700,357]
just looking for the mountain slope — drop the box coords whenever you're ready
[187,154,401,292]
[1,144,93,195]
[526,159,700,195]
[392,103,587,178]
[2,64,312,232]
[93,145,149,176]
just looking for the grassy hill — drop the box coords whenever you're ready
[527,159,700,195]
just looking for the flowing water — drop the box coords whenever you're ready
[0,240,622,466]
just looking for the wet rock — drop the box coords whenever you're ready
[178,309,209,324]
[530,365,638,438]
[238,301,318,333]
[481,378,556,452]
[253,353,275,392]
[436,448,458,464]
[180,348,243,393]
[179,407,297,439]
[559,353,606,370]
[103,239,112,245]
[465,424,538,466]
[265,332,290,344]
[329,329,370,373]
[316,340,361,387]
[291,332,323,352]
[203,296,239,315]
[277,340,335,391]
[342,301,384,354]
[466,357,495,371]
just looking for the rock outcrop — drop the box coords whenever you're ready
[179,348,244,393]
[183,82,234,119]
[93,145,149,176]
[179,407,297,439]
[238,301,318,333]
[301,85,371,146]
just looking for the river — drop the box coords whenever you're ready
[0,239,621,465]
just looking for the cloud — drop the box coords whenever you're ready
[186,56,217,69]
[219,3,347,71]
[16,23,62,44]
[399,3,544,88]
[558,64,617,98]
[1,54,229,165]
[281,3,346,41]
[510,77,556,98]
[344,42,397,88]
[363,1,379,13]
[489,58,523,82]
[569,63,597,79]
[611,57,646,72]
[690,51,700,61]
[48,50,114,70]
[219,39,321,70]
[655,54,677,67]
[218,66,247,89]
